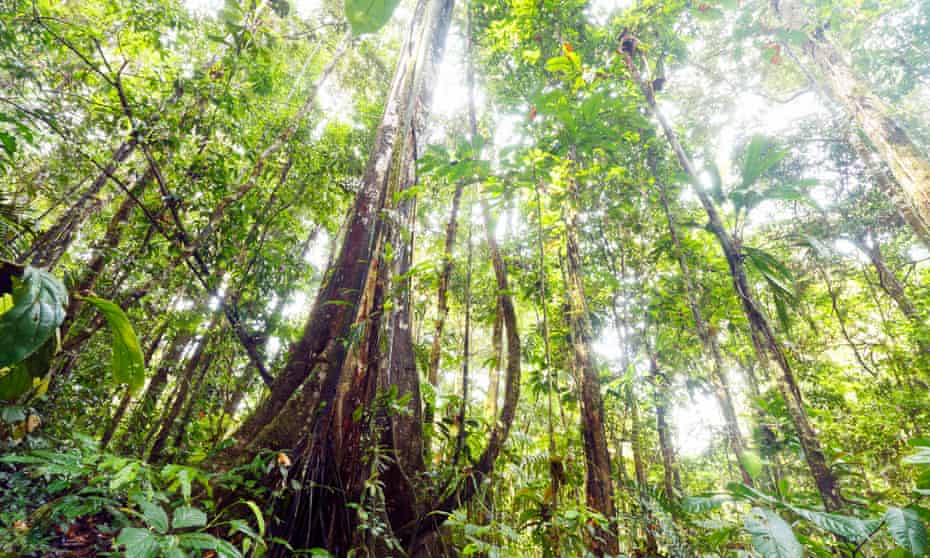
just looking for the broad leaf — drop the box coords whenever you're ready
[179,532,220,550]
[744,507,803,558]
[739,450,765,481]
[885,507,928,556]
[344,0,400,36]
[789,506,881,543]
[0,264,67,368]
[116,527,159,558]
[172,506,207,529]
[682,494,727,513]
[80,296,145,393]
[0,366,33,401]
[215,537,244,558]
[138,499,170,534]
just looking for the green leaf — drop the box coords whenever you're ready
[739,450,765,481]
[0,264,67,368]
[214,537,244,558]
[0,366,33,401]
[885,507,928,556]
[172,506,207,530]
[904,446,930,466]
[116,527,160,558]
[242,499,266,537]
[788,506,881,543]
[80,296,145,393]
[178,532,220,550]
[740,135,786,189]
[138,499,170,534]
[344,0,400,36]
[682,494,727,513]
[744,508,803,558]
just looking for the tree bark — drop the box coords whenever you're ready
[774,1,930,244]
[655,174,753,485]
[645,341,680,502]
[148,331,214,462]
[259,0,455,553]
[486,299,503,418]
[226,0,443,453]
[119,330,193,453]
[624,49,843,511]
[561,147,618,555]
[424,181,465,450]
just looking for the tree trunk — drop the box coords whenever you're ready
[61,168,153,338]
[226,0,447,454]
[171,351,215,453]
[774,1,930,244]
[629,384,659,556]
[259,0,455,553]
[27,138,138,269]
[148,331,214,462]
[645,343,680,502]
[655,175,753,485]
[854,236,921,321]
[424,181,465,451]
[486,299,503,418]
[624,50,843,511]
[119,330,193,453]
[561,148,618,555]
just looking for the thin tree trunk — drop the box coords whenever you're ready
[645,340,680,502]
[61,168,153,338]
[170,351,216,453]
[119,330,193,453]
[854,236,921,321]
[629,384,659,556]
[486,299,503,418]
[624,49,843,511]
[148,330,215,462]
[655,174,753,485]
[424,181,465,450]
[561,146,618,555]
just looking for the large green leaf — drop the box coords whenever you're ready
[739,450,765,481]
[178,532,220,551]
[788,506,881,543]
[681,494,727,513]
[80,296,145,393]
[138,499,170,534]
[344,0,400,36]
[744,508,803,558]
[0,264,67,368]
[115,527,160,558]
[172,506,207,530]
[885,507,928,556]
[0,366,33,401]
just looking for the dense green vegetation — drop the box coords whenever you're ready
[1,0,929,556]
